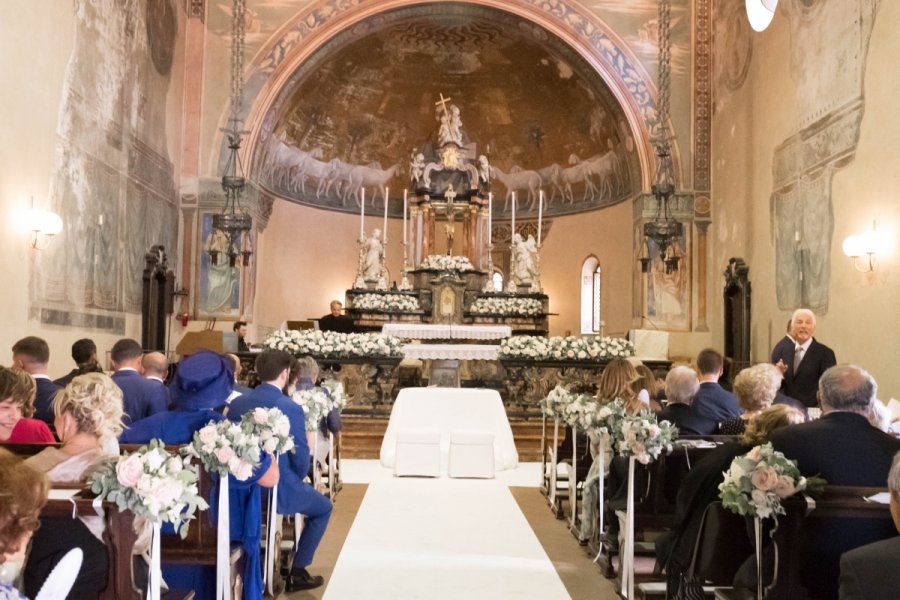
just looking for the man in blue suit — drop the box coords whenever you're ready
[691,348,742,422]
[11,336,62,427]
[227,350,332,591]
[110,338,168,424]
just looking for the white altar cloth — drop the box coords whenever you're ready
[401,343,499,361]
[380,388,519,472]
[383,323,511,340]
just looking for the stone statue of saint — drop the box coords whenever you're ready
[362,228,385,280]
[410,149,425,183]
[438,104,463,147]
[511,233,539,285]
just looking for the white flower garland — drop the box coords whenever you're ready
[419,254,475,272]
[263,329,403,359]
[499,335,635,361]
[470,296,543,316]
[351,293,421,312]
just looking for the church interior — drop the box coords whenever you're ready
[2,1,899,599]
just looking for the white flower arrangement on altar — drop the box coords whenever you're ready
[262,329,403,359]
[90,439,207,537]
[718,442,821,519]
[291,387,333,431]
[351,293,421,313]
[419,254,475,272]
[470,296,543,316]
[616,413,678,465]
[499,335,635,361]
[184,420,262,481]
[241,407,295,455]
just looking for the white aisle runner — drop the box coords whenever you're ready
[323,477,571,599]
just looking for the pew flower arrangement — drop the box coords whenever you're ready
[241,407,296,455]
[90,439,207,537]
[539,385,573,418]
[592,398,629,440]
[291,386,334,431]
[351,293,421,313]
[321,378,348,411]
[263,329,403,359]
[616,413,678,465]
[184,420,262,481]
[718,443,821,519]
[469,296,543,316]
[419,254,474,272]
[499,335,635,362]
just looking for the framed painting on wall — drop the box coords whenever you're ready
[197,212,243,318]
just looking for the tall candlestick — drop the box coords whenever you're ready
[383,187,389,242]
[538,190,543,246]
[488,192,493,247]
[360,188,365,239]
[511,192,516,238]
[403,190,408,245]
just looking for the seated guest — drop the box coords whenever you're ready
[53,338,103,387]
[11,336,61,427]
[658,365,718,435]
[692,348,742,422]
[634,363,664,412]
[234,321,250,352]
[292,357,342,468]
[226,353,252,398]
[718,363,782,435]
[110,338,167,424]
[24,373,124,599]
[839,450,900,600]
[770,365,900,599]
[123,351,278,600]
[656,404,804,595]
[227,350,332,591]
[141,351,170,409]
[0,367,54,443]
[0,448,49,600]
[318,300,356,333]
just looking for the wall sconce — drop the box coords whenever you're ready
[25,197,63,250]
[842,221,885,272]
[745,0,778,32]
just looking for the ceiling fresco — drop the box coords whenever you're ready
[251,3,643,219]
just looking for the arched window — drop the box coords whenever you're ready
[580,256,602,335]
[492,270,504,292]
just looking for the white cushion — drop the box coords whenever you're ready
[394,428,441,477]
[449,429,494,479]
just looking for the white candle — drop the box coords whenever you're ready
[795,230,800,243]
[360,187,365,239]
[538,190,543,246]
[403,189,408,245]
[383,187,389,242]
[488,192,492,247]
[511,192,516,239]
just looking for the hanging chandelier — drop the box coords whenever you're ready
[209,0,252,268]
[638,0,683,275]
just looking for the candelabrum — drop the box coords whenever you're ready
[399,241,413,290]
[531,247,543,293]
[482,243,496,292]
[353,236,367,290]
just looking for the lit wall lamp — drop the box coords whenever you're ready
[25,197,63,250]
[746,0,778,32]
[842,221,885,272]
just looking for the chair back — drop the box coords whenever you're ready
[687,501,754,585]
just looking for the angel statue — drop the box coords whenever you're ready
[511,233,539,285]
[409,149,425,184]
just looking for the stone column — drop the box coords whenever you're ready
[695,219,710,332]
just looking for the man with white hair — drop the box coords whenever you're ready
[839,450,900,599]
[770,365,900,598]
[771,308,836,407]
[658,365,718,435]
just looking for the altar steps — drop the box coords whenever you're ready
[340,415,544,461]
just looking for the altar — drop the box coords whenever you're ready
[379,388,519,472]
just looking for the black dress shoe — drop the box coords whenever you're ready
[285,568,325,591]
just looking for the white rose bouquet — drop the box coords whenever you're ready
[718,442,822,519]
[351,293,421,312]
[419,255,474,272]
[616,413,678,465]
[240,407,295,456]
[262,329,403,359]
[292,387,333,431]
[90,439,207,537]
[540,385,574,418]
[183,419,263,482]
[470,297,543,316]
[321,378,348,411]
[499,335,635,361]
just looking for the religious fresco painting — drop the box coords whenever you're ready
[641,229,691,332]
[250,4,645,220]
[198,212,243,318]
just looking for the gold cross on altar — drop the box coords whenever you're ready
[435,93,452,116]
[444,184,457,204]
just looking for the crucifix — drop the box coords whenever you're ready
[444,184,457,255]
[435,93,452,117]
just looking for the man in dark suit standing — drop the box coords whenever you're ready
[691,348,743,422]
[11,336,61,426]
[227,350,332,591]
[771,308,836,407]
[839,450,900,600]
[110,339,168,424]
[770,365,900,599]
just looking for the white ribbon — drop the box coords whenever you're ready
[264,454,280,596]
[592,444,606,563]
[569,427,578,529]
[549,417,559,506]
[620,457,636,600]
[149,521,161,600]
[327,432,336,497]
[755,516,763,600]
[216,475,231,600]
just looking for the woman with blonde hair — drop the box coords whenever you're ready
[24,373,124,599]
[596,358,643,414]
[718,363,783,435]
[0,367,54,444]
[0,448,48,598]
